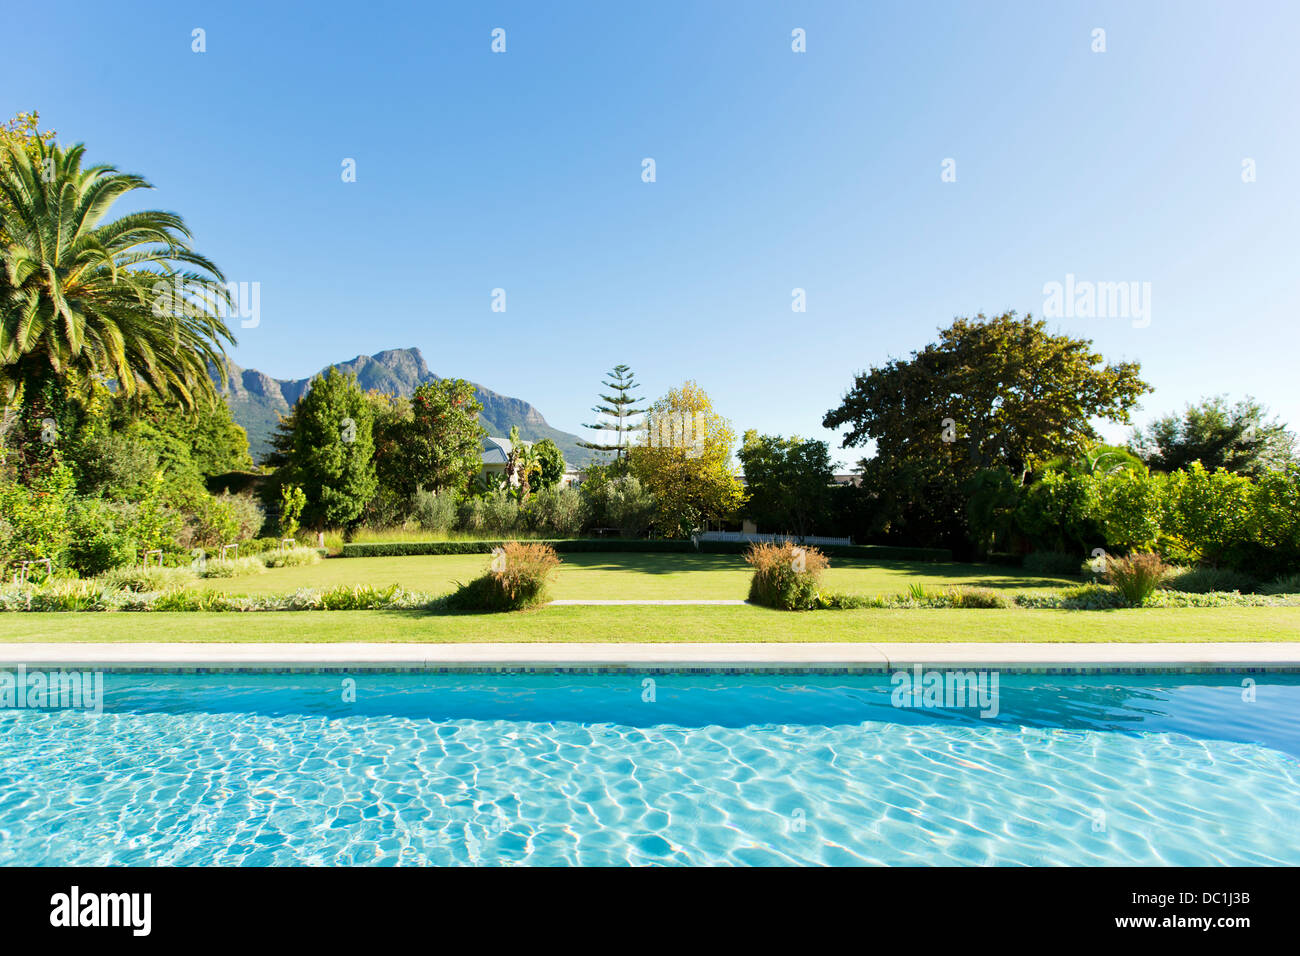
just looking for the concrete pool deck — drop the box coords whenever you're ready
[2,642,1299,672]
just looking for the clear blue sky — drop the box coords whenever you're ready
[6,1,1299,465]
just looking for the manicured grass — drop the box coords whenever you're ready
[202,553,1076,600]
[6,554,1293,644]
[2,605,1299,643]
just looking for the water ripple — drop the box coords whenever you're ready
[1,673,1298,865]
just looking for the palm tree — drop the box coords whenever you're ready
[0,138,235,474]
[516,440,540,502]
[503,425,540,501]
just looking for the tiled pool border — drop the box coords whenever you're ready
[2,642,1299,674]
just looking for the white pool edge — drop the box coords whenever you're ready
[1,641,1299,671]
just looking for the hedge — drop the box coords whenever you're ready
[339,538,952,561]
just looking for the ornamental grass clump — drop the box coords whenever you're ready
[1106,552,1166,606]
[745,541,829,610]
[199,557,268,578]
[99,566,198,592]
[445,541,561,611]
[948,586,1009,609]
[260,547,324,569]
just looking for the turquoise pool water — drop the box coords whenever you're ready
[2,672,1298,865]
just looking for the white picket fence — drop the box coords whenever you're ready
[695,531,852,547]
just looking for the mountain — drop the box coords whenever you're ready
[212,347,594,467]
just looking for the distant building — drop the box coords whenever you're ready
[482,436,583,489]
[480,435,524,485]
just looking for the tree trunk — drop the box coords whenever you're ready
[14,364,63,483]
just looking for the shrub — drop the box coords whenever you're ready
[1014,470,1099,553]
[66,532,136,578]
[525,486,584,536]
[1162,464,1254,567]
[1095,469,1165,552]
[745,541,829,610]
[1022,550,1082,577]
[222,492,266,540]
[17,580,106,612]
[279,483,306,539]
[602,477,655,537]
[1105,552,1166,606]
[1242,468,1300,578]
[410,489,458,533]
[65,498,136,577]
[260,547,324,569]
[458,497,486,533]
[817,591,878,609]
[1262,572,1300,596]
[151,588,231,612]
[949,586,1009,608]
[130,472,184,552]
[240,536,283,557]
[0,465,77,566]
[99,566,199,592]
[337,538,953,559]
[1013,584,1131,610]
[482,490,519,534]
[445,541,561,611]
[1163,566,1260,594]
[308,584,400,610]
[199,557,268,578]
[0,518,13,577]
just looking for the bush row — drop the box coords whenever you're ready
[340,537,952,560]
[1015,462,1300,578]
[3,578,1294,613]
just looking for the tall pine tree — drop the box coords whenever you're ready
[578,365,647,461]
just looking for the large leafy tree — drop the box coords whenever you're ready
[389,379,485,498]
[579,364,646,461]
[1130,395,1295,477]
[531,438,565,491]
[68,382,253,500]
[629,381,745,537]
[0,135,234,477]
[823,312,1149,549]
[737,430,834,538]
[281,368,377,530]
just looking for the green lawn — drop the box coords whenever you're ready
[3,553,1296,644]
[202,552,1077,600]
[2,605,1298,643]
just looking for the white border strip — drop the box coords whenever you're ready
[1,642,1298,670]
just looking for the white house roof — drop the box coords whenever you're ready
[481,435,531,465]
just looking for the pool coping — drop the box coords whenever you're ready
[2,642,1299,673]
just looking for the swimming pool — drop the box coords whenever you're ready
[2,670,1298,866]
